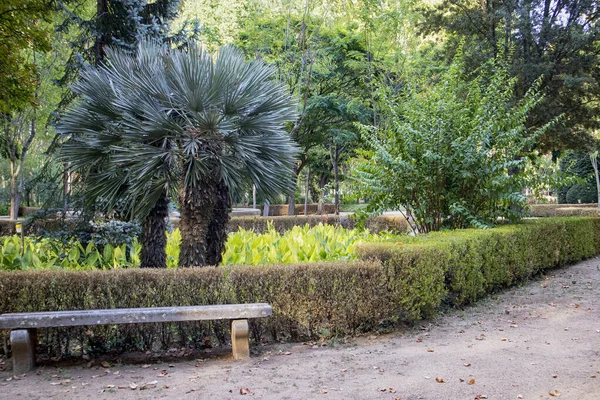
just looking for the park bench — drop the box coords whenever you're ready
[0,303,272,374]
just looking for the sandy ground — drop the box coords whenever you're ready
[1,257,599,400]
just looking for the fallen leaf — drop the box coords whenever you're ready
[517,395,523,399]
[320,389,328,394]
[549,390,561,397]
[129,383,138,390]
[464,363,471,367]
[459,378,465,382]
[341,369,348,373]
[427,349,434,352]
[416,338,423,342]
[435,377,446,383]
[501,338,508,341]
[240,387,252,395]
[591,376,597,379]
[157,370,168,377]
[468,378,476,385]
[552,375,558,378]
[106,385,115,389]
[474,395,488,399]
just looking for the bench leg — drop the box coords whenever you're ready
[231,319,249,360]
[10,329,36,374]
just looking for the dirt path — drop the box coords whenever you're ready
[1,257,599,400]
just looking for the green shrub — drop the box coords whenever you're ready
[529,204,599,217]
[566,183,598,204]
[1,217,598,359]
[228,214,408,234]
[358,217,600,307]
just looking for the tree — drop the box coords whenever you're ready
[591,152,600,208]
[58,41,298,267]
[54,0,193,267]
[420,0,600,152]
[356,54,549,233]
[0,0,56,113]
[558,150,598,204]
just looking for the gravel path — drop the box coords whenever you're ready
[1,257,599,400]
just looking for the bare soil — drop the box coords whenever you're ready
[1,257,599,400]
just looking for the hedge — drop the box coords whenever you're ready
[228,214,409,234]
[528,203,600,217]
[1,217,598,359]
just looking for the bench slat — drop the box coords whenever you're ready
[0,303,272,329]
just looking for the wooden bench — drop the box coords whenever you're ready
[0,303,272,374]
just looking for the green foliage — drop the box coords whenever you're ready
[0,235,140,271]
[558,150,597,204]
[0,0,56,112]
[357,217,600,307]
[2,217,598,358]
[0,224,397,271]
[356,52,549,232]
[420,0,600,152]
[221,223,395,266]
[529,204,600,217]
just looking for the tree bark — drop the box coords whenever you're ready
[333,143,340,215]
[179,180,215,267]
[205,179,231,266]
[140,194,169,268]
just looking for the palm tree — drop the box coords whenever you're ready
[58,41,298,267]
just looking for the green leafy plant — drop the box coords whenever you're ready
[356,51,553,233]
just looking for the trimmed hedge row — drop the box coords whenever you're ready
[228,214,409,234]
[357,217,600,312]
[528,203,599,217]
[1,217,598,359]
[260,203,337,216]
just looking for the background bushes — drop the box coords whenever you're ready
[1,217,599,359]
[528,203,599,217]
[227,214,408,234]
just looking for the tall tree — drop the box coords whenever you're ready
[56,0,190,267]
[58,41,298,267]
[421,0,600,152]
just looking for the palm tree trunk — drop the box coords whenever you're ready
[140,194,169,268]
[205,179,231,266]
[179,180,216,267]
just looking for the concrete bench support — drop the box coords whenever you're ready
[231,319,249,360]
[10,329,36,374]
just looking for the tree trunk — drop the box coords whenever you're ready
[179,181,215,267]
[304,167,310,216]
[205,179,231,266]
[287,190,296,216]
[333,143,340,215]
[591,153,600,208]
[140,194,169,268]
[9,160,19,220]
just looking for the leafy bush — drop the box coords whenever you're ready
[228,214,408,234]
[0,235,140,271]
[558,151,596,204]
[222,223,395,266]
[528,204,600,217]
[566,183,597,204]
[356,52,550,232]
[1,217,598,358]
[0,224,398,271]
[357,217,600,307]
